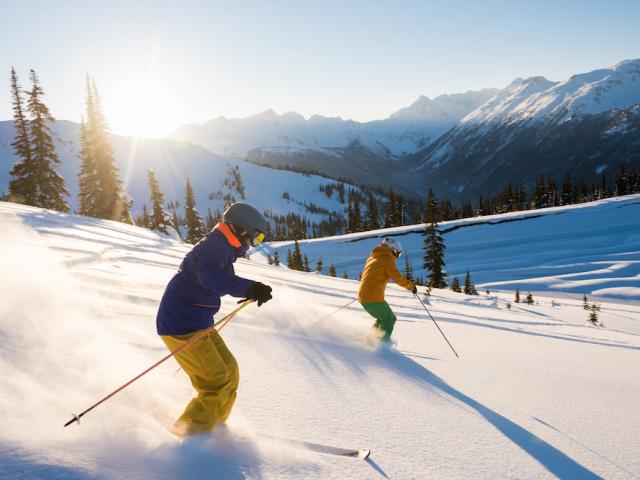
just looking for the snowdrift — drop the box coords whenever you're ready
[0,201,639,479]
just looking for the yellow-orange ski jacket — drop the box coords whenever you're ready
[358,244,414,303]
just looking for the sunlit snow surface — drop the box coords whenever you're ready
[0,200,639,479]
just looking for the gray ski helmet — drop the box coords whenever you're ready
[223,202,268,237]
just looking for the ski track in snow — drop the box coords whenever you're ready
[0,201,639,479]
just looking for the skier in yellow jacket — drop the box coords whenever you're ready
[358,238,416,341]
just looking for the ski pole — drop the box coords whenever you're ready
[323,298,357,319]
[64,299,254,428]
[414,293,460,358]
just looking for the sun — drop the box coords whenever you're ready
[105,79,179,138]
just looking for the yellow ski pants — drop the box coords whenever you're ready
[161,328,239,437]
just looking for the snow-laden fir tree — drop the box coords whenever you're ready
[328,264,337,277]
[403,254,413,282]
[303,254,311,272]
[422,188,447,289]
[515,288,521,303]
[146,169,171,234]
[273,249,280,266]
[315,258,323,273]
[9,69,69,211]
[526,292,534,305]
[8,67,35,205]
[464,270,478,295]
[365,193,379,230]
[77,77,124,220]
[184,177,206,244]
[450,276,461,293]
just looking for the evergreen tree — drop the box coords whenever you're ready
[77,77,124,220]
[290,240,304,270]
[139,204,151,228]
[328,264,337,277]
[10,69,69,211]
[450,277,462,293]
[206,208,216,231]
[365,193,379,230]
[583,293,589,310]
[267,255,273,265]
[171,209,181,239]
[147,169,170,234]
[273,249,280,266]
[343,271,349,279]
[463,270,478,295]
[560,172,575,205]
[515,288,521,303]
[184,177,206,244]
[303,254,311,272]
[422,188,447,288]
[316,258,323,273]
[526,292,534,305]
[403,254,414,282]
[384,188,397,228]
[7,67,35,205]
[353,195,362,232]
[120,195,134,224]
[587,307,599,326]
[286,249,292,267]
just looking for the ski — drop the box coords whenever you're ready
[253,432,370,459]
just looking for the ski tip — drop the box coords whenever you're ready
[359,449,371,459]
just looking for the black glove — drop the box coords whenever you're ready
[412,285,418,295]
[245,282,273,306]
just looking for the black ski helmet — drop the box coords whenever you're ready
[223,202,268,237]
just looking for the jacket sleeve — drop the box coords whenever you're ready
[384,257,414,291]
[196,240,254,298]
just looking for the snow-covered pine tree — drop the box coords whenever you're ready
[342,271,349,279]
[147,169,171,234]
[587,307,599,326]
[286,249,292,267]
[10,69,69,211]
[366,193,379,230]
[450,277,461,292]
[422,188,447,289]
[267,255,273,265]
[77,77,125,220]
[7,67,35,205]
[353,195,362,232]
[291,240,304,270]
[328,264,337,277]
[184,177,206,244]
[120,195,134,224]
[403,254,413,282]
[316,258,323,273]
[273,249,280,266]
[463,270,478,295]
[171,209,181,239]
[384,188,397,228]
[515,288,521,303]
[526,292,534,305]
[303,254,310,272]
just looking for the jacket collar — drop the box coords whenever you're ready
[214,222,242,248]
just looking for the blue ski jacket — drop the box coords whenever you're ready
[156,222,254,336]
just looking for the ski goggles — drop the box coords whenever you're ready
[252,231,265,247]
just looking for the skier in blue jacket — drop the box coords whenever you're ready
[157,202,272,437]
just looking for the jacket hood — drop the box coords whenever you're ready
[372,244,394,258]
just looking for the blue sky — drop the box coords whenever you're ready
[1,0,639,136]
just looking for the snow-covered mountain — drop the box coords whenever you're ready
[410,59,640,199]
[1,200,639,479]
[0,120,373,231]
[170,89,498,158]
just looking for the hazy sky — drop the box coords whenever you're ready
[1,0,639,137]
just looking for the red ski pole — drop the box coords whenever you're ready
[64,299,254,427]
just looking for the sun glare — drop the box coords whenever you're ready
[106,79,179,139]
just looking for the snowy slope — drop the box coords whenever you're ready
[1,201,639,479]
[0,120,367,229]
[258,195,640,303]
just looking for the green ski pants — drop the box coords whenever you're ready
[361,301,397,340]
